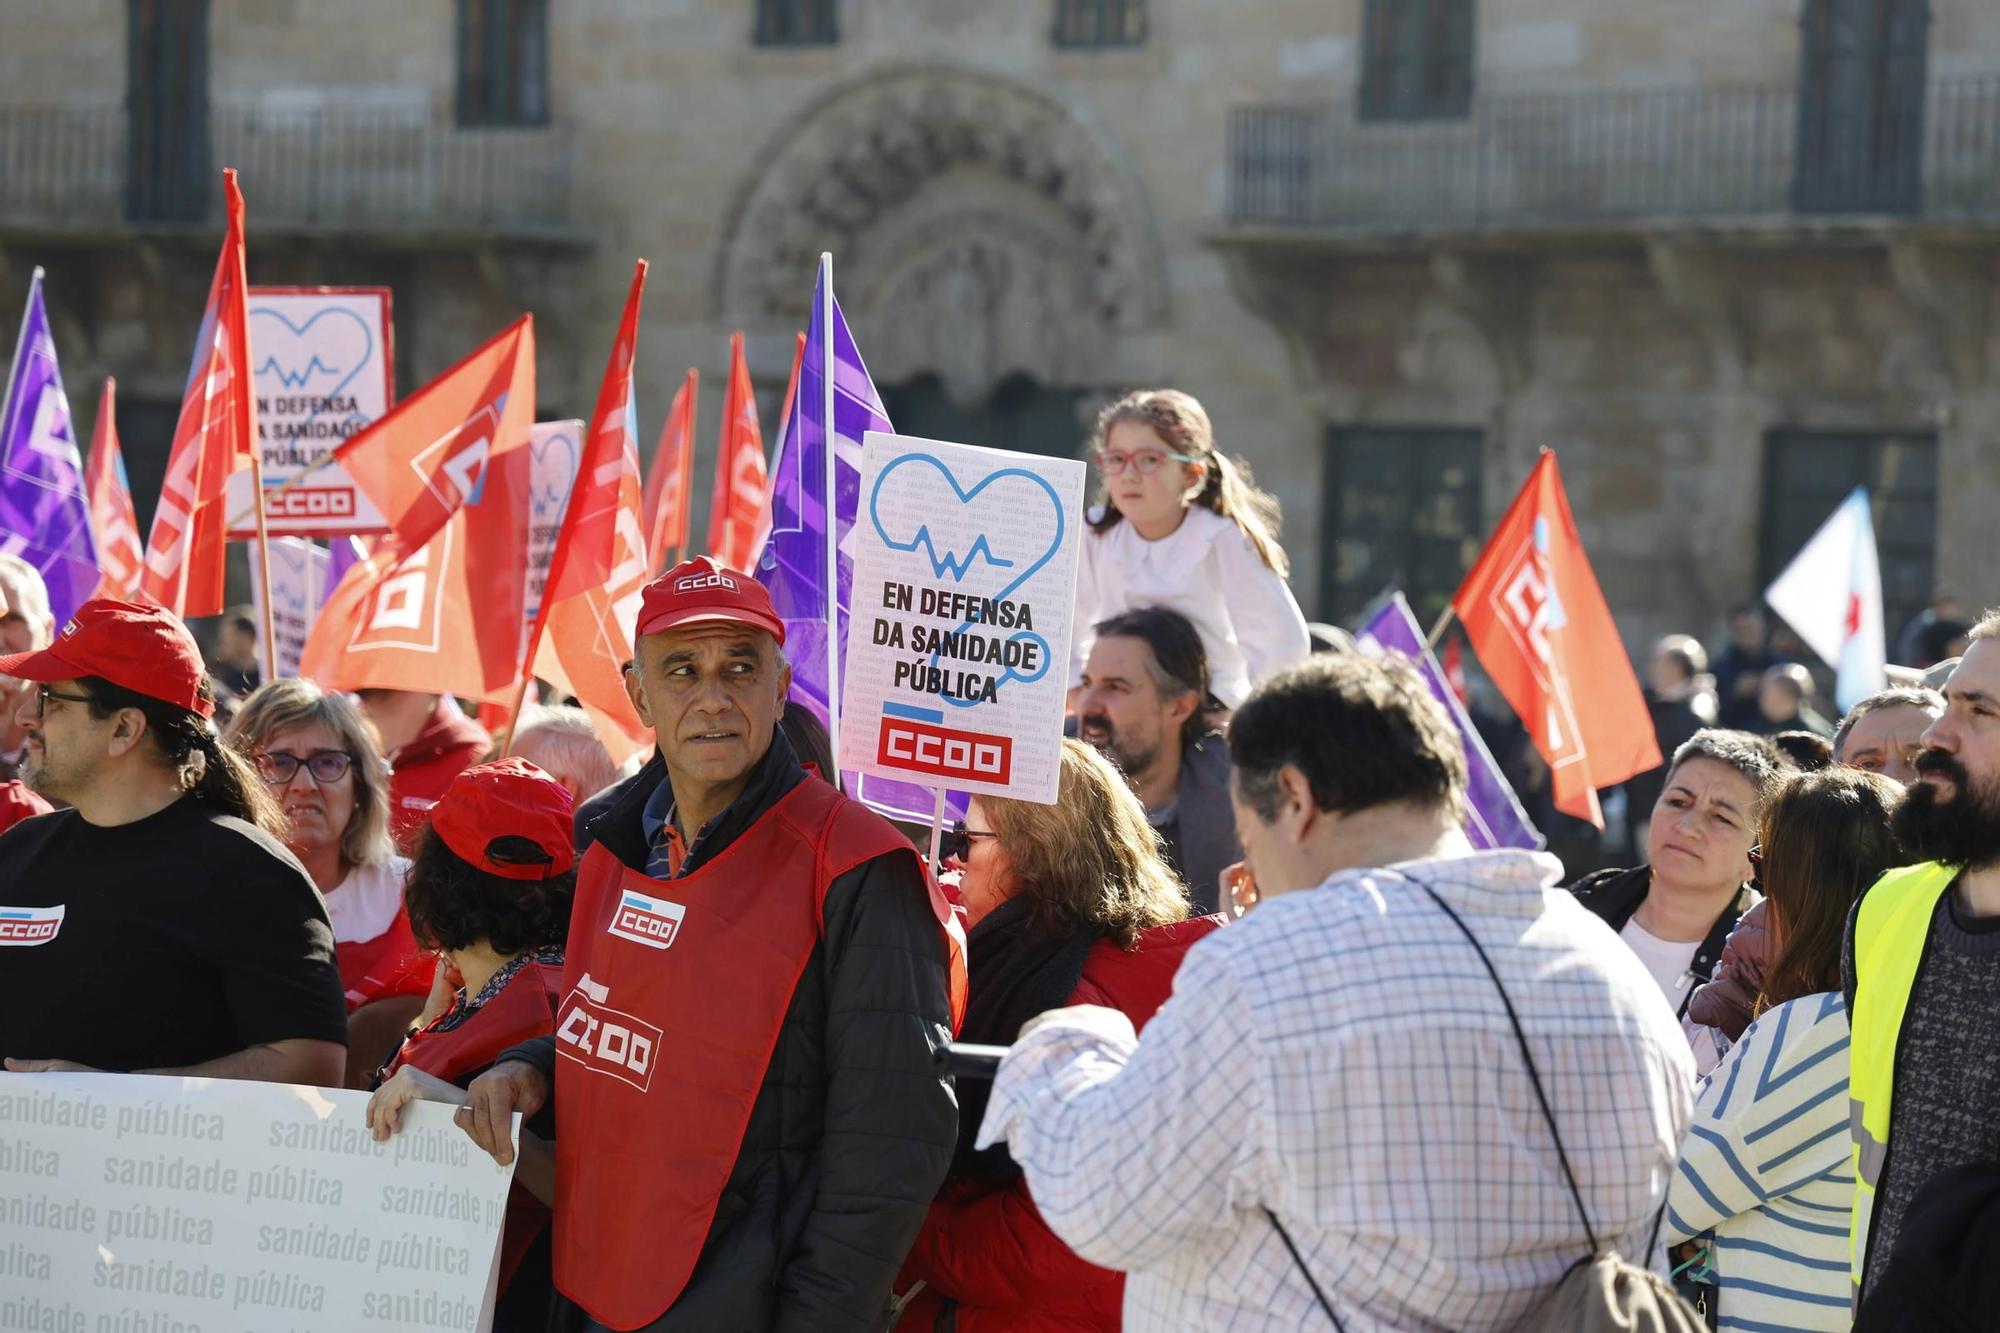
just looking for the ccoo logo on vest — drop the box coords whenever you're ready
[556,972,663,1092]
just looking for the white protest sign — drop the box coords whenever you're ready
[227,287,395,537]
[248,537,331,679]
[0,1073,517,1333]
[839,432,1086,804]
[525,420,585,629]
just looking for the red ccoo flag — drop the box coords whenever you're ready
[141,170,258,617]
[84,379,144,602]
[1451,450,1659,828]
[528,261,652,763]
[300,318,536,701]
[705,331,769,573]
[642,368,697,576]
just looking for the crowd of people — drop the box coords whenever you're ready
[0,386,1996,1333]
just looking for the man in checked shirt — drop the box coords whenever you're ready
[978,653,1694,1331]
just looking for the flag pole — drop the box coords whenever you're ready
[230,182,280,684]
[0,269,40,439]
[819,254,841,778]
[1425,605,1456,651]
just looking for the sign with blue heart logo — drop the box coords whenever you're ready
[840,431,1086,805]
[226,288,395,538]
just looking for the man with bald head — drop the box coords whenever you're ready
[460,557,958,1332]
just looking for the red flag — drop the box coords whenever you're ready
[141,169,257,617]
[529,262,651,763]
[1441,634,1468,706]
[334,315,533,555]
[1451,450,1659,827]
[705,332,769,573]
[300,318,536,699]
[641,369,697,576]
[84,379,144,602]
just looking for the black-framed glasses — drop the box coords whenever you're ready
[32,686,94,718]
[256,749,356,787]
[1094,447,1196,477]
[937,820,1001,864]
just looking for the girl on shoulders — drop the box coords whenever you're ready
[1070,389,1309,711]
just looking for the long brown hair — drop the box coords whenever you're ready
[980,738,1189,948]
[1087,388,1290,575]
[1756,767,1906,1013]
[84,675,285,839]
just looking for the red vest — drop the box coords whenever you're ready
[552,777,918,1331]
[386,960,565,1293]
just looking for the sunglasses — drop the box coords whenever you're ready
[256,749,356,786]
[1747,843,1763,890]
[936,820,1000,864]
[1095,448,1197,477]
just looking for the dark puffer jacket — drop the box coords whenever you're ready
[514,730,958,1332]
[1567,863,1759,1018]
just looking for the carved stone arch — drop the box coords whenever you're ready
[714,63,1170,408]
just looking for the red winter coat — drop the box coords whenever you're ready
[385,698,490,850]
[895,913,1227,1333]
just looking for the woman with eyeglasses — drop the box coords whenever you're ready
[893,738,1225,1332]
[1069,389,1309,714]
[1666,766,1905,1330]
[226,679,434,1087]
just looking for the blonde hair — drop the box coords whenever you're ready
[224,678,396,871]
[1088,388,1289,575]
[980,738,1189,948]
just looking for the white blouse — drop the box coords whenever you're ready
[1069,506,1310,709]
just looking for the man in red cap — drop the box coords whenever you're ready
[0,598,347,1082]
[460,556,959,1333]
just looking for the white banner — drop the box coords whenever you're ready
[249,537,331,679]
[227,287,395,537]
[525,420,585,629]
[0,1073,517,1333]
[838,432,1086,805]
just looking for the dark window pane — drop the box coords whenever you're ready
[1054,0,1147,47]
[457,0,549,125]
[1360,0,1474,122]
[756,0,838,45]
[1323,427,1485,625]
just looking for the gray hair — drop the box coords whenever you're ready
[1833,687,1946,759]
[223,678,396,870]
[1667,728,1791,812]
[0,554,54,648]
[512,705,620,803]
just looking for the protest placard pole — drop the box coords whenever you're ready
[819,253,841,776]
[928,786,947,875]
[1425,605,1457,651]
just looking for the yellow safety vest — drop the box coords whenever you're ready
[1848,859,1959,1303]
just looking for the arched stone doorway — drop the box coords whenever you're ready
[714,63,1171,453]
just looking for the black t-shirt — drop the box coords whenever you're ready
[0,797,348,1072]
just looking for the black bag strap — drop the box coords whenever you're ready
[1409,877,1604,1254]
[1264,1206,1346,1333]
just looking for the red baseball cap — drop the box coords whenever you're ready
[635,556,785,645]
[430,757,577,882]
[0,598,213,718]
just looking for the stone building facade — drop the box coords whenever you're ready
[1,0,1995,650]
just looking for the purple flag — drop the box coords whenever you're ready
[758,262,965,825]
[0,269,97,623]
[323,534,366,610]
[1359,593,1543,851]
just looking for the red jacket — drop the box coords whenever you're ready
[385,699,490,850]
[0,781,52,836]
[896,913,1226,1332]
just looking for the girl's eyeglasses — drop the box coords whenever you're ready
[1095,448,1196,477]
[937,821,1000,864]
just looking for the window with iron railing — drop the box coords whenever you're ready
[1360,0,1474,122]
[1054,0,1147,48]
[457,0,549,127]
[755,0,838,46]
[1322,427,1485,628]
